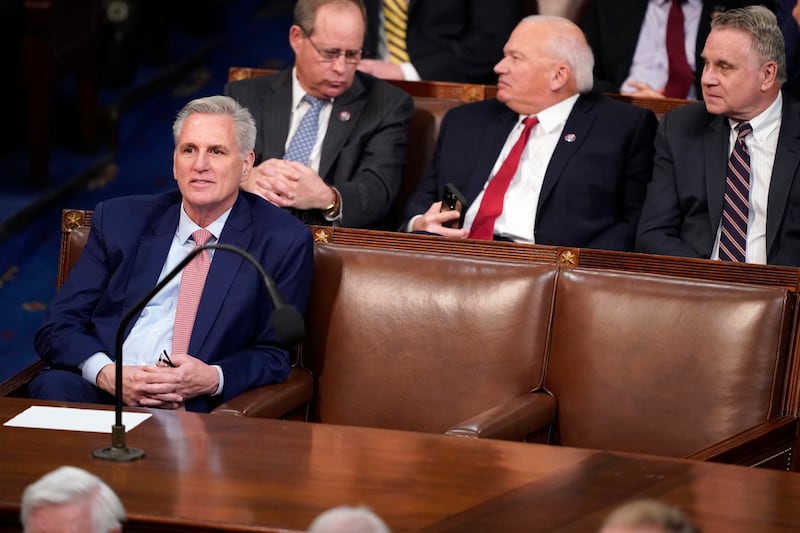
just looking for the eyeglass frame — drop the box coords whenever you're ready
[302,30,362,64]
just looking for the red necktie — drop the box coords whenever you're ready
[469,116,538,240]
[171,229,212,355]
[664,0,693,98]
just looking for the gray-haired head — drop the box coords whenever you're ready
[307,505,391,533]
[20,466,126,533]
[600,499,699,533]
[172,95,256,155]
[522,15,595,93]
[710,5,786,84]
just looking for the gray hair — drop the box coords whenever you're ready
[20,466,126,533]
[522,15,595,93]
[294,0,367,36]
[711,5,786,84]
[172,95,256,154]
[307,505,391,533]
[601,499,698,533]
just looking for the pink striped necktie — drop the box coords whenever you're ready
[171,228,213,355]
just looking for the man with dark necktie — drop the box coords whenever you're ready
[636,6,800,266]
[580,0,773,99]
[401,15,658,251]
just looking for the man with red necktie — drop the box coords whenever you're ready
[580,0,774,99]
[401,15,657,251]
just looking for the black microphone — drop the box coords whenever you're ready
[93,243,305,461]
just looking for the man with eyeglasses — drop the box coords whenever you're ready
[225,0,413,229]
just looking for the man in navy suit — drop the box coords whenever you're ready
[402,15,657,251]
[30,95,314,413]
[636,6,800,266]
[225,0,412,230]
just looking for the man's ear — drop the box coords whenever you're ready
[289,24,304,55]
[550,64,571,92]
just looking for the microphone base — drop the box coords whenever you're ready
[92,424,145,462]
[92,445,145,462]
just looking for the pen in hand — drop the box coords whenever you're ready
[159,350,177,368]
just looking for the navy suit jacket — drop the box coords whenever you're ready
[362,0,521,84]
[636,93,800,266]
[580,0,773,96]
[224,69,413,229]
[402,93,658,251]
[34,190,314,412]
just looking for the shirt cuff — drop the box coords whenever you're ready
[212,365,224,396]
[400,62,421,81]
[79,352,114,386]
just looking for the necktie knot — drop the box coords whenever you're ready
[192,228,212,248]
[522,115,539,130]
[736,122,753,141]
[302,94,326,109]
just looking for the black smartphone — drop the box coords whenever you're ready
[440,183,467,229]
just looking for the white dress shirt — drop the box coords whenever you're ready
[463,94,580,243]
[711,92,782,265]
[623,0,702,99]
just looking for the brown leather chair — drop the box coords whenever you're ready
[52,209,313,418]
[301,240,558,440]
[541,267,796,464]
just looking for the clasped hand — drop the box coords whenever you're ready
[243,159,333,210]
[97,353,219,409]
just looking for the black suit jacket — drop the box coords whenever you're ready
[224,69,413,229]
[402,93,658,251]
[363,0,521,84]
[636,92,800,266]
[580,0,773,96]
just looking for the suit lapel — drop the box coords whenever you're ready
[464,106,518,203]
[767,96,800,254]
[263,71,293,161]
[704,115,729,237]
[538,96,595,211]
[189,195,253,356]
[122,204,180,341]
[319,75,368,180]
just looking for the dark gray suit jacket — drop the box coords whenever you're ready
[636,92,800,266]
[224,69,413,229]
[402,93,658,251]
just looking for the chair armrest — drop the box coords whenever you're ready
[687,417,798,466]
[444,392,557,441]
[210,367,313,418]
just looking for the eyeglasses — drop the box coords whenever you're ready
[305,35,362,64]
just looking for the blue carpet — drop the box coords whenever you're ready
[0,0,295,387]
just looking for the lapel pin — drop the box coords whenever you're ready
[564,133,577,143]
[338,110,351,122]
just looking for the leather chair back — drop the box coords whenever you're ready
[304,243,557,433]
[545,267,794,457]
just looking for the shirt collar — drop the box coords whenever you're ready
[176,203,231,245]
[522,94,580,133]
[727,91,783,142]
[291,67,333,110]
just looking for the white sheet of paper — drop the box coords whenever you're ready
[3,406,152,433]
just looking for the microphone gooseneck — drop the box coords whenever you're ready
[93,242,304,461]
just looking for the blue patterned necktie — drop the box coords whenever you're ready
[719,122,753,262]
[284,94,326,164]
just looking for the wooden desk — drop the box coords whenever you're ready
[0,397,799,532]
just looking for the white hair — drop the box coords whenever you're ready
[20,466,126,533]
[307,505,390,533]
